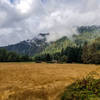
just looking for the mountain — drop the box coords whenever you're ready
[1,33,49,56]
[73,25,100,45]
[41,25,100,55]
[77,25,100,34]
[1,25,100,56]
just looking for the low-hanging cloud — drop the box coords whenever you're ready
[0,0,100,46]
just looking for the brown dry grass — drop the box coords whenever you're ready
[0,63,100,100]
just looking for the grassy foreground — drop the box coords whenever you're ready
[0,63,100,100]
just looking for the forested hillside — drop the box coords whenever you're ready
[42,36,76,54]
[34,26,100,64]
[73,26,100,45]
[40,26,100,55]
[34,37,100,64]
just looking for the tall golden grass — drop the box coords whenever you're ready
[0,63,100,100]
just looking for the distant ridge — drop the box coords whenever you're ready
[1,33,49,56]
[1,25,100,56]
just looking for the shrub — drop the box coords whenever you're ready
[61,72,100,100]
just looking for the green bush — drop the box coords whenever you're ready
[61,72,100,100]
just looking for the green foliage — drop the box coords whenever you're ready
[59,55,68,63]
[61,72,100,100]
[64,46,82,63]
[0,48,8,62]
[72,26,100,47]
[33,53,52,63]
[42,36,75,55]
[34,35,100,64]
[0,48,32,62]
[34,46,82,63]
[82,38,100,64]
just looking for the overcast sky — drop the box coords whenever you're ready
[0,0,100,46]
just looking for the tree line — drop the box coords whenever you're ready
[34,46,82,63]
[0,48,32,62]
[1,38,100,64]
[34,40,100,64]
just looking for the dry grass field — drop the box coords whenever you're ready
[0,63,100,100]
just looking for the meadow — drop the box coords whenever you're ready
[0,63,100,100]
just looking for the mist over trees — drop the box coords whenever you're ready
[34,37,100,64]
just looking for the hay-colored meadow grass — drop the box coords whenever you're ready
[0,63,100,100]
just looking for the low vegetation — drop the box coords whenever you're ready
[61,72,100,100]
[0,48,32,62]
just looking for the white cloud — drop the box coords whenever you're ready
[0,0,100,46]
